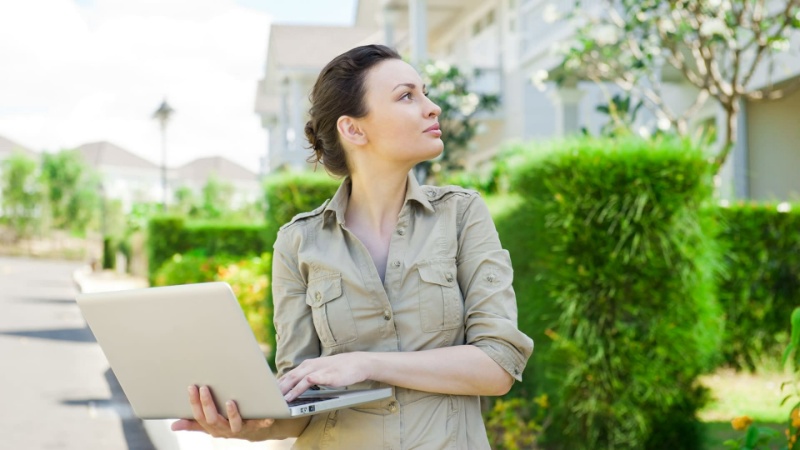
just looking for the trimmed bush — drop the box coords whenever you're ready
[146,216,268,281]
[263,171,340,248]
[717,202,800,370]
[495,137,723,449]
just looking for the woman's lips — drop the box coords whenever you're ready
[424,123,442,136]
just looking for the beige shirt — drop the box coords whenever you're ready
[272,172,533,450]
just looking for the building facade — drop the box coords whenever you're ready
[256,0,800,200]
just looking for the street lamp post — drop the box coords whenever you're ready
[152,99,174,210]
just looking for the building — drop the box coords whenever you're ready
[174,156,261,208]
[76,141,260,211]
[256,0,800,200]
[76,141,164,211]
[0,135,38,161]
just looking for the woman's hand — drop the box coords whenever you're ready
[170,385,275,441]
[279,352,372,402]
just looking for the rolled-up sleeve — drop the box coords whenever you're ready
[456,193,534,381]
[272,228,320,378]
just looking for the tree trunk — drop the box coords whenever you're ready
[712,99,740,172]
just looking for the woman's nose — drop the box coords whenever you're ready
[426,97,442,118]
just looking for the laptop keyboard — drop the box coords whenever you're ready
[288,396,338,407]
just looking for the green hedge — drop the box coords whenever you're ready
[495,137,723,449]
[146,216,269,281]
[717,202,800,370]
[263,171,341,248]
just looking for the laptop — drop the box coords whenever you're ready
[75,281,392,419]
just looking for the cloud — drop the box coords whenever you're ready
[0,0,271,171]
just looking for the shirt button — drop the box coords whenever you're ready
[487,274,496,283]
[426,190,435,198]
[388,401,398,413]
[314,291,321,302]
[392,260,401,268]
[397,227,406,236]
[383,310,392,320]
[445,273,454,283]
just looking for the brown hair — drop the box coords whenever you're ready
[305,44,401,177]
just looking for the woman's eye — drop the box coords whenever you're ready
[401,92,412,100]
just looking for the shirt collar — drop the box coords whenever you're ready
[323,171,434,226]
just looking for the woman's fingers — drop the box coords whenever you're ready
[226,400,242,433]
[177,386,277,440]
[199,386,226,426]
[187,385,207,423]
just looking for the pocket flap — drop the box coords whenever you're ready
[417,263,456,287]
[306,274,343,307]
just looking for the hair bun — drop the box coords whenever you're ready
[304,120,324,162]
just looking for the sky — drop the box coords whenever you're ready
[0,0,357,172]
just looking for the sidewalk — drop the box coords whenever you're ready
[73,267,295,450]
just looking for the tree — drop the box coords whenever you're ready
[199,175,235,220]
[557,0,800,171]
[1,153,42,241]
[40,150,99,235]
[418,61,500,176]
[172,185,198,217]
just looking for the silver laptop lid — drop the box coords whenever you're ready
[77,282,292,419]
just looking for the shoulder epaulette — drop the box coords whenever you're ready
[421,185,476,202]
[279,199,330,231]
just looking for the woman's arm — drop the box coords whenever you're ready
[280,345,512,402]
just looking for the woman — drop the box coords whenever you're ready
[172,44,533,449]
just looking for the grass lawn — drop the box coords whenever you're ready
[699,367,796,449]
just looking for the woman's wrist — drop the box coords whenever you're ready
[358,351,379,382]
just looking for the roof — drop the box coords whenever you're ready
[175,156,258,183]
[267,25,379,71]
[0,135,37,159]
[76,141,159,170]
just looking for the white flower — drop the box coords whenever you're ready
[707,0,721,7]
[699,18,727,37]
[435,61,451,73]
[591,24,619,46]
[771,39,790,52]
[543,4,560,24]
[659,18,676,34]
[777,202,791,213]
[657,117,672,131]
[530,69,549,92]
[438,81,455,92]
[459,93,480,116]
[636,11,650,22]
[719,199,730,208]
[638,126,651,139]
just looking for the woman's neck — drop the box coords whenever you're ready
[346,169,408,236]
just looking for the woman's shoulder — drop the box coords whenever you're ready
[278,199,331,234]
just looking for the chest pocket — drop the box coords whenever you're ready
[305,273,358,347]
[417,259,464,333]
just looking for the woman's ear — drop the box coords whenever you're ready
[336,116,368,147]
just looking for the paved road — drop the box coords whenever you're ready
[0,256,155,450]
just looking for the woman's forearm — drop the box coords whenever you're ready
[363,345,513,396]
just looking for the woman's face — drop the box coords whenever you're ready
[355,58,443,169]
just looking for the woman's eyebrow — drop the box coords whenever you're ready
[392,82,427,92]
